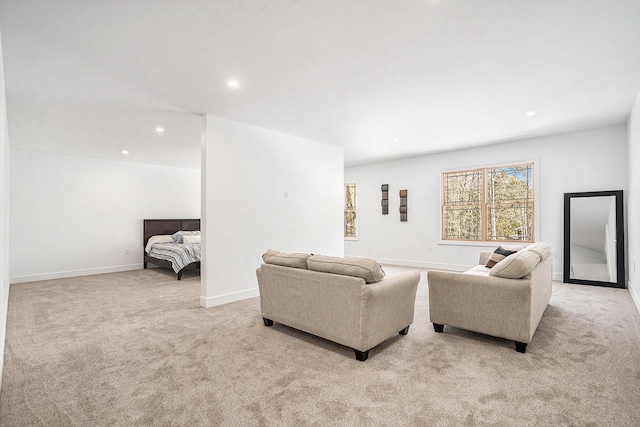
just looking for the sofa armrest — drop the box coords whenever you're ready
[428,270,535,343]
[479,251,492,265]
[358,270,420,351]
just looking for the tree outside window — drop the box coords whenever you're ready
[344,182,357,239]
[442,163,534,242]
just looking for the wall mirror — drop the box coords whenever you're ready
[563,190,624,288]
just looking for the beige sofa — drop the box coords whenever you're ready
[427,242,552,353]
[256,250,420,361]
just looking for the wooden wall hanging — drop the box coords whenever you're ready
[399,189,407,222]
[381,184,389,214]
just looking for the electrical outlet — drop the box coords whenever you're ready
[125,248,130,254]
[551,250,557,258]
[427,246,432,252]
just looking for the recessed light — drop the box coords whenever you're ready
[121,150,129,155]
[392,139,400,143]
[228,80,239,89]
[525,111,536,117]
[156,127,165,133]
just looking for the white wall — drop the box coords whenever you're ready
[201,115,343,308]
[0,27,10,391]
[345,125,628,279]
[629,91,640,312]
[10,150,200,282]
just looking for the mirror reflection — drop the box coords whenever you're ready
[569,196,617,283]
[564,190,624,288]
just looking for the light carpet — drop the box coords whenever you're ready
[1,266,639,426]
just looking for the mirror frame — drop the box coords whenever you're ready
[563,190,625,288]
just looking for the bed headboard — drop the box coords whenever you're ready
[143,219,201,248]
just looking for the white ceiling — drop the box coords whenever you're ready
[1,0,639,169]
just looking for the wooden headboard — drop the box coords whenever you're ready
[143,219,201,248]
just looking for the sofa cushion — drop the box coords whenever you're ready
[464,265,491,276]
[485,246,520,268]
[262,249,310,269]
[306,255,385,283]
[524,242,551,260]
[489,250,541,279]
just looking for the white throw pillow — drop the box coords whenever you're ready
[182,234,201,244]
[489,250,540,279]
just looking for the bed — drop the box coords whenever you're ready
[143,219,201,280]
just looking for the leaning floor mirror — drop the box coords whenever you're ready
[563,190,625,288]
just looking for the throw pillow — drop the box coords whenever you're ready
[489,250,541,279]
[486,246,520,268]
[182,234,201,244]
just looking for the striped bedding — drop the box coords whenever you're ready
[148,242,201,273]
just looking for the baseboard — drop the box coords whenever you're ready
[200,287,259,308]
[629,281,640,315]
[10,264,143,284]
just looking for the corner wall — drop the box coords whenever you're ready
[345,125,628,279]
[10,150,200,282]
[629,91,640,312]
[0,27,10,391]
[201,115,343,307]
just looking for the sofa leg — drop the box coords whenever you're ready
[354,349,369,362]
[515,341,527,353]
[263,318,274,327]
[399,326,410,335]
[433,323,444,333]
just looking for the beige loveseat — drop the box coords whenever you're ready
[427,242,552,353]
[256,250,420,361]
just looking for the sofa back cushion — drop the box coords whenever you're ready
[306,255,385,283]
[489,250,541,279]
[524,242,551,260]
[262,249,310,269]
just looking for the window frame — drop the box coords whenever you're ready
[440,161,536,244]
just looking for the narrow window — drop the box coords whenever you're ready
[344,182,357,239]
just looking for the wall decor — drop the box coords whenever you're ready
[399,189,407,222]
[381,184,389,214]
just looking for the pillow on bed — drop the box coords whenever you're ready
[145,235,173,253]
[172,230,200,243]
[182,234,201,244]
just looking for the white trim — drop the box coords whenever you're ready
[437,240,525,247]
[10,264,143,284]
[200,287,259,308]
[552,272,563,281]
[629,281,640,315]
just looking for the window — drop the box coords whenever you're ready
[442,163,534,242]
[344,182,357,239]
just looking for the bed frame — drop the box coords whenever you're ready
[143,219,201,280]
